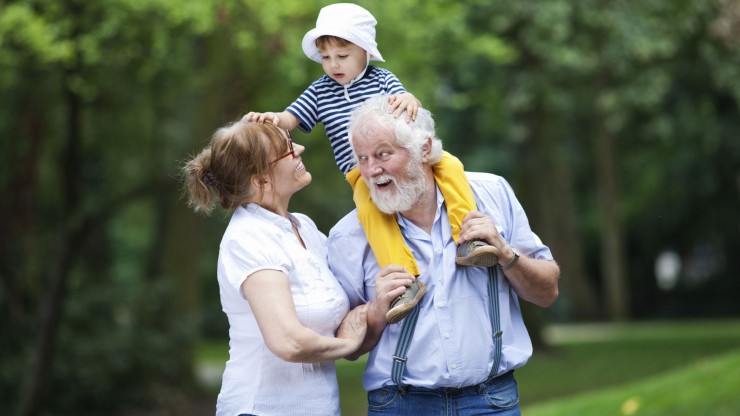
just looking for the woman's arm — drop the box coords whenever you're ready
[242,269,367,363]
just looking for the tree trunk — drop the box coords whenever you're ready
[17,69,83,416]
[593,112,629,321]
[527,100,600,320]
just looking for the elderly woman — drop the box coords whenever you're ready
[181,119,367,416]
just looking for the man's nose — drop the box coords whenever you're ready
[367,160,383,176]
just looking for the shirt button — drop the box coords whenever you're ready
[451,363,458,369]
[444,333,451,339]
[437,302,446,308]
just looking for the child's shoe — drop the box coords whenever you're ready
[386,278,427,324]
[455,240,500,268]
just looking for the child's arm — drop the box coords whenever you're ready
[388,92,421,122]
[243,111,300,131]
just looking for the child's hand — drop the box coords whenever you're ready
[243,112,281,125]
[388,93,421,122]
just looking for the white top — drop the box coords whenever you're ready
[328,173,554,390]
[216,203,350,416]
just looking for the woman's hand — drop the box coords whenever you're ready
[343,265,414,360]
[336,304,368,352]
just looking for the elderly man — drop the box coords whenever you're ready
[327,95,560,415]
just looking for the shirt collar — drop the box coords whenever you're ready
[336,65,374,101]
[243,203,300,232]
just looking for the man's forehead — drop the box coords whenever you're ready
[354,132,398,150]
[354,123,395,144]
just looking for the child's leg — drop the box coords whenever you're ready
[432,152,477,243]
[346,168,420,276]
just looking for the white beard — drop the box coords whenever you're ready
[369,160,427,214]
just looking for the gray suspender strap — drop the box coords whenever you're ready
[390,265,502,390]
[390,302,420,390]
[487,265,503,380]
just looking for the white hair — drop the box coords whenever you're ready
[347,95,443,169]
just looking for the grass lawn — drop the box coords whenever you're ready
[196,319,740,415]
[525,349,740,416]
[517,319,740,405]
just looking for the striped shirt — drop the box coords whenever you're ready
[286,66,406,174]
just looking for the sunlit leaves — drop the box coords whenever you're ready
[0,4,74,67]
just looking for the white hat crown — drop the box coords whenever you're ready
[302,3,385,63]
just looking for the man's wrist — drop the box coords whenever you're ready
[366,300,389,329]
[501,246,520,271]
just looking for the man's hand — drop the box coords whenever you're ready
[343,265,414,360]
[388,93,421,122]
[373,265,414,315]
[459,210,507,250]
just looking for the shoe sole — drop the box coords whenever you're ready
[385,280,427,324]
[456,246,501,268]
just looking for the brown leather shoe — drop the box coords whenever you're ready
[385,278,427,324]
[455,240,500,268]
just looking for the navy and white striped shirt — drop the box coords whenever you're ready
[286,66,406,174]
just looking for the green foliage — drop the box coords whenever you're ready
[46,279,198,413]
[2,0,740,413]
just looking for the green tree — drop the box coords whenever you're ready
[1,0,220,414]
[2,1,739,414]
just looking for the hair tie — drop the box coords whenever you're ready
[202,171,218,187]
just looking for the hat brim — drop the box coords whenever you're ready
[302,27,384,63]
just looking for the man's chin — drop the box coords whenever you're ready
[370,191,399,214]
[376,204,396,215]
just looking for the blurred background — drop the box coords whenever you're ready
[1,0,739,415]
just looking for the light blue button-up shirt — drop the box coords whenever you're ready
[327,172,553,391]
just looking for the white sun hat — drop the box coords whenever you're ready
[302,3,385,63]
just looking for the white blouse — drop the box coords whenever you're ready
[216,203,350,416]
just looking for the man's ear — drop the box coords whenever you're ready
[421,137,432,162]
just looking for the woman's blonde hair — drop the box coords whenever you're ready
[181,121,289,215]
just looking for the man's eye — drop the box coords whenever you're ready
[378,152,391,160]
[338,55,348,59]
[358,156,368,164]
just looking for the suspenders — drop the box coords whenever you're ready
[391,265,503,391]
